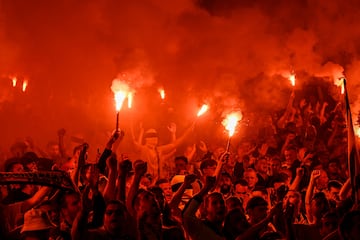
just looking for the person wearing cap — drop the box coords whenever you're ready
[20,208,56,240]
[131,123,194,178]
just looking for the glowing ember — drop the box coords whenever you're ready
[159,88,165,100]
[11,76,17,87]
[128,92,133,109]
[197,104,209,117]
[289,74,296,87]
[222,111,243,137]
[111,79,130,112]
[334,78,345,94]
[22,79,28,92]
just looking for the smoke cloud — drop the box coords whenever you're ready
[1,0,360,153]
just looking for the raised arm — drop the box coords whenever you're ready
[168,174,197,209]
[103,154,118,201]
[97,131,122,174]
[126,160,147,217]
[21,186,51,212]
[116,159,132,202]
[289,167,304,191]
[72,143,88,189]
[130,122,144,151]
[305,170,321,224]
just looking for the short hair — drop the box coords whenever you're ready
[252,186,268,196]
[200,159,217,171]
[221,171,232,179]
[174,156,188,164]
[234,179,248,187]
[246,196,268,210]
[5,158,23,172]
[328,180,343,191]
[58,191,80,210]
[155,178,169,186]
[204,192,224,209]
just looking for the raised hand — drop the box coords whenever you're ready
[134,160,147,177]
[167,123,177,134]
[119,159,132,176]
[184,174,197,187]
[198,140,208,153]
[107,154,118,171]
[296,167,305,178]
[219,151,230,164]
[310,170,321,181]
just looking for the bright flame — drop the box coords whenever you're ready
[128,92,133,109]
[355,126,360,138]
[11,76,17,87]
[222,111,243,137]
[111,79,130,112]
[159,88,165,100]
[334,78,345,95]
[22,79,28,92]
[289,74,296,87]
[197,104,209,117]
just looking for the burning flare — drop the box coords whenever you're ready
[158,88,165,100]
[11,76,17,87]
[128,92,133,109]
[355,126,360,138]
[22,79,28,92]
[334,77,345,95]
[197,104,209,117]
[111,79,130,112]
[289,74,296,87]
[222,111,243,137]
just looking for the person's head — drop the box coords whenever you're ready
[284,146,297,165]
[219,172,232,195]
[270,157,281,175]
[170,175,193,204]
[140,173,153,189]
[203,192,226,224]
[46,141,60,159]
[226,197,243,213]
[244,168,258,189]
[310,192,329,219]
[174,156,188,174]
[223,208,250,240]
[20,208,55,240]
[328,180,342,202]
[283,190,301,215]
[21,152,38,172]
[148,186,166,212]
[133,190,161,222]
[234,179,250,207]
[144,129,159,147]
[200,159,217,177]
[104,200,129,235]
[59,191,81,224]
[327,159,340,174]
[5,158,24,172]
[251,187,268,201]
[339,210,360,240]
[319,211,338,237]
[155,178,173,202]
[255,157,268,174]
[246,196,268,224]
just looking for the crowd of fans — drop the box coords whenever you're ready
[1,87,360,240]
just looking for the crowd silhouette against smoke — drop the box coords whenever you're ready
[1,0,360,239]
